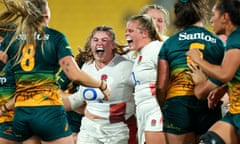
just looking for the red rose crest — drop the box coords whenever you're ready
[151,119,157,126]
[101,74,108,81]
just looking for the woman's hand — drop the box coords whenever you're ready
[186,48,202,64]
[187,62,207,85]
[207,84,227,109]
[99,80,111,100]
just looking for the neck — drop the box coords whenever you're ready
[95,54,114,70]
[225,24,237,36]
[95,62,104,70]
[192,21,203,27]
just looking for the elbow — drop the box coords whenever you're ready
[64,69,81,84]
[215,73,233,83]
[219,76,232,83]
[60,55,81,83]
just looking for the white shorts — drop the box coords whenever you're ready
[77,117,129,144]
[136,98,163,144]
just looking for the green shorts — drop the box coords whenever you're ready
[13,106,72,142]
[163,96,222,135]
[222,112,240,134]
[67,111,83,133]
[0,122,19,141]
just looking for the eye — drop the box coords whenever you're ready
[92,38,98,42]
[156,18,164,23]
[102,38,108,42]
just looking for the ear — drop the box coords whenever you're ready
[111,42,117,50]
[222,12,230,24]
[141,30,149,38]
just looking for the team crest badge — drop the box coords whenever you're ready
[151,119,157,126]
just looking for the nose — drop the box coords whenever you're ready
[96,40,104,45]
[125,29,130,35]
[125,32,129,38]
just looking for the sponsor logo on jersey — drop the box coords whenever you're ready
[179,32,216,43]
[0,76,7,85]
[16,32,49,41]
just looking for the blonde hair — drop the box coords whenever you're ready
[0,0,48,64]
[128,15,163,42]
[140,4,170,26]
[76,25,127,64]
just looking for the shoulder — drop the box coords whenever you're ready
[161,35,169,41]
[44,27,70,45]
[114,54,133,65]
[228,27,240,40]
[227,28,240,49]
[146,40,163,48]
[144,40,163,53]
[109,55,134,71]
[44,27,66,39]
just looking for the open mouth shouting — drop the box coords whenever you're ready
[126,37,134,50]
[96,47,104,53]
[95,47,105,58]
[126,37,133,44]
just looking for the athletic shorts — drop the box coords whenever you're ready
[67,111,83,133]
[221,112,240,134]
[0,122,19,141]
[13,106,72,142]
[136,98,163,144]
[77,117,129,144]
[163,96,222,135]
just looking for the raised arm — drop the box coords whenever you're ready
[186,48,240,83]
[59,56,110,100]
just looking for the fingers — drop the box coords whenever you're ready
[102,88,111,101]
[186,48,201,55]
[186,49,202,64]
[208,101,217,109]
[208,92,214,100]
[187,62,198,72]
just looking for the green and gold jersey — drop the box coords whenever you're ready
[225,27,240,114]
[159,26,225,99]
[0,62,15,123]
[1,27,73,107]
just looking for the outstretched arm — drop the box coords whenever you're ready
[59,56,110,100]
[60,89,86,112]
[186,49,240,83]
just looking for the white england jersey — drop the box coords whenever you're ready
[131,40,164,144]
[132,40,163,105]
[79,54,135,122]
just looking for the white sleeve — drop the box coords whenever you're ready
[67,89,84,110]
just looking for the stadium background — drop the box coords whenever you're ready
[0,0,217,54]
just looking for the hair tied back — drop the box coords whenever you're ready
[180,0,189,3]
